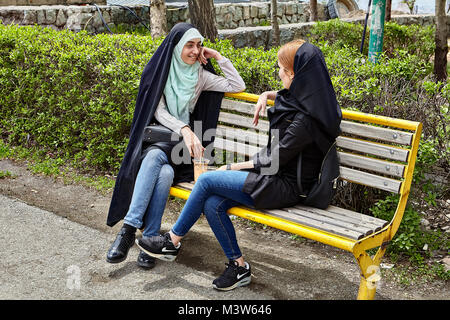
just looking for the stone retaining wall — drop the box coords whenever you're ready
[0,0,104,5]
[0,5,147,32]
[219,14,449,48]
[0,2,327,33]
[169,2,328,29]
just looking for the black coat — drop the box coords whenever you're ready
[243,43,342,209]
[106,23,223,227]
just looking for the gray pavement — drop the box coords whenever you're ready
[0,194,271,300]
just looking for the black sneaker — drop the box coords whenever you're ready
[212,260,251,291]
[106,226,136,263]
[135,232,180,262]
[136,250,156,269]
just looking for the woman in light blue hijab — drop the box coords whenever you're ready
[106,24,246,271]
[164,28,204,124]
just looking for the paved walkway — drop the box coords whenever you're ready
[0,194,271,300]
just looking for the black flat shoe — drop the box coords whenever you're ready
[106,227,136,263]
[137,250,156,269]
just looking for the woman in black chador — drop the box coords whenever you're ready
[106,23,245,269]
[136,40,342,291]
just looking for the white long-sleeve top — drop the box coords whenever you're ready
[154,57,246,135]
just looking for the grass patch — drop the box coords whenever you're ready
[0,140,115,195]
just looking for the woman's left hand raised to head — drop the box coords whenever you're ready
[198,47,223,65]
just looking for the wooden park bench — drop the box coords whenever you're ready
[164,91,422,300]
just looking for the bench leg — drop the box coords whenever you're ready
[357,276,378,300]
[354,246,386,300]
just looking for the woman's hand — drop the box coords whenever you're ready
[181,126,204,159]
[253,92,268,126]
[198,47,223,65]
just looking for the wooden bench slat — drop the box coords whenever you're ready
[213,137,259,157]
[261,208,365,240]
[221,99,414,147]
[339,152,405,178]
[291,204,387,231]
[337,136,409,162]
[323,205,389,228]
[219,112,269,132]
[221,98,266,117]
[175,182,195,190]
[339,166,402,193]
[216,125,268,147]
[216,121,410,164]
[340,120,413,146]
[278,207,375,236]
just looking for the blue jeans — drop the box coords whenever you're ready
[124,148,174,237]
[171,170,254,260]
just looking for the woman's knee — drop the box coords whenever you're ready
[195,170,215,189]
[203,195,230,218]
[142,148,167,167]
[159,164,174,182]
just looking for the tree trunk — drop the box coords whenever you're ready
[150,0,168,39]
[187,0,218,41]
[385,0,392,21]
[310,0,318,22]
[434,0,448,81]
[271,0,280,47]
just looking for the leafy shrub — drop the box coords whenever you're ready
[370,195,449,267]
[309,19,435,62]
[383,21,435,62]
[206,39,282,93]
[308,18,366,51]
[0,25,160,172]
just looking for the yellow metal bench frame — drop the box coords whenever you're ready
[168,92,422,300]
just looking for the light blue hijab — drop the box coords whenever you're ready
[163,28,204,124]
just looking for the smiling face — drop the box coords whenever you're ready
[181,38,202,65]
[278,60,295,89]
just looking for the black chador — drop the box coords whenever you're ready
[106,23,223,227]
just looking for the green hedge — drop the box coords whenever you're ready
[0,20,448,175]
[309,19,435,62]
[1,27,159,171]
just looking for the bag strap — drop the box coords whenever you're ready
[297,152,306,196]
[297,121,336,197]
[297,141,337,197]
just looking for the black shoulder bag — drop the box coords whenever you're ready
[143,124,182,144]
[296,132,340,210]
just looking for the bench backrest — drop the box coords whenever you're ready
[214,92,422,200]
